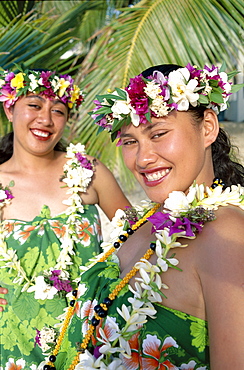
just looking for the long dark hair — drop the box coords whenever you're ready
[0,132,67,164]
[141,64,244,187]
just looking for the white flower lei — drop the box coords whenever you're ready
[0,143,94,296]
[74,182,244,369]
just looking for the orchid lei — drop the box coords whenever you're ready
[0,68,84,110]
[0,181,14,211]
[67,181,244,369]
[0,143,95,297]
[91,63,243,142]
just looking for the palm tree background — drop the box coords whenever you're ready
[0,0,243,188]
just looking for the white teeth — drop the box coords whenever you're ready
[145,169,170,181]
[32,129,50,138]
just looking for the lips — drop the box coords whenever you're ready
[142,168,171,186]
[31,129,52,139]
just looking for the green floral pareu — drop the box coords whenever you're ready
[0,204,102,369]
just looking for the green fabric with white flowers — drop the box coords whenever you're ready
[59,261,210,370]
[0,204,102,369]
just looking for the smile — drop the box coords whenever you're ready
[144,168,170,182]
[31,129,51,138]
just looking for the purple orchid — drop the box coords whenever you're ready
[75,153,93,170]
[148,212,173,233]
[49,270,73,293]
[5,189,14,200]
[169,217,203,237]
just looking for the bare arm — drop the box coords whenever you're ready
[198,206,244,369]
[0,287,8,311]
[91,159,131,220]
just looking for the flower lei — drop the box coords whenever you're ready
[0,181,14,211]
[0,143,95,297]
[0,68,84,109]
[41,180,244,369]
[91,63,244,142]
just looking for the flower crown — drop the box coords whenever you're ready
[91,63,243,142]
[0,68,84,110]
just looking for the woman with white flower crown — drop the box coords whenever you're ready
[0,67,130,368]
[40,63,244,370]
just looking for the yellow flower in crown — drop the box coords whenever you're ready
[70,85,81,103]
[58,78,70,97]
[10,72,25,91]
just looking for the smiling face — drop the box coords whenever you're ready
[4,94,68,157]
[121,110,218,203]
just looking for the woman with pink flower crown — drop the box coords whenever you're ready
[0,67,130,368]
[41,63,244,370]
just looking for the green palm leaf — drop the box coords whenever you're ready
[72,0,243,188]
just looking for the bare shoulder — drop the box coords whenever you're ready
[197,205,244,258]
[196,205,244,280]
[196,205,244,367]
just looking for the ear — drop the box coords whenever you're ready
[3,103,14,122]
[202,109,219,148]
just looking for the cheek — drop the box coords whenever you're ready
[122,147,134,170]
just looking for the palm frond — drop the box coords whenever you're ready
[71,0,243,189]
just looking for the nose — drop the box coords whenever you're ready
[36,107,53,126]
[136,141,157,169]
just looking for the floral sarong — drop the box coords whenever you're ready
[59,261,209,370]
[0,204,102,369]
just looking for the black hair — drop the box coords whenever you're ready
[141,64,244,187]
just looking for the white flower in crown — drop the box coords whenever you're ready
[111,91,131,118]
[150,95,170,117]
[111,90,140,127]
[28,74,39,91]
[144,80,162,99]
[168,67,199,110]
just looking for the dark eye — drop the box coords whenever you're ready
[152,131,167,139]
[28,104,40,109]
[52,109,65,115]
[122,139,137,146]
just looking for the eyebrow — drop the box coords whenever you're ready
[26,95,66,106]
[120,121,167,138]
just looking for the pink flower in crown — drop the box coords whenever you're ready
[126,75,149,123]
[0,87,17,107]
[186,63,202,80]
[152,71,171,100]
[5,72,15,82]
[39,71,53,88]
[61,74,74,85]
[59,95,69,105]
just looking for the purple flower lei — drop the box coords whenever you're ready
[75,152,93,170]
[0,182,14,205]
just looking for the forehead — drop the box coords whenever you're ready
[120,117,170,136]
[18,94,67,107]
[120,111,194,136]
